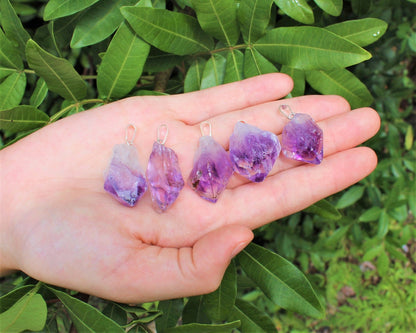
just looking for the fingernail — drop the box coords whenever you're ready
[231,240,250,258]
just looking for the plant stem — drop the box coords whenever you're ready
[48,98,104,123]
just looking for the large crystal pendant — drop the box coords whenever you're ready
[188,136,233,203]
[281,113,323,164]
[104,144,147,207]
[146,142,184,213]
[229,121,281,182]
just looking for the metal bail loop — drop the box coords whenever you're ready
[279,104,295,120]
[200,121,212,137]
[125,124,136,145]
[157,124,169,145]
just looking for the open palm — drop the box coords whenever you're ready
[0,74,380,303]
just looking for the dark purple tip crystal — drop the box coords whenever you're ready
[146,142,184,213]
[229,122,281,182]
[281,113,323,164]
[188,136,233,203]
[104,144,147,207]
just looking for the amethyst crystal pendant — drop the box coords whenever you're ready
[146,142,184,213]
[229,122,281,182]
[281,113,323,164]
[188,136,233,203]
[104,144,147,207]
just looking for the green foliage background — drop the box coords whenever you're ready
[0,0,415,332]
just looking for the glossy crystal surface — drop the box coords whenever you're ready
[188,136,233,203]
[104,144,147,206]
[229,122,281,182]
[281,113,323,164]
[146,142,184,213]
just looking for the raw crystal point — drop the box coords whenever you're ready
[146,142,185,213]
[104,144,147,207]
[188,136,233,203]
[229,122,281,182]
[281,113,323,164]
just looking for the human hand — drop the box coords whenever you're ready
[0,73,380,303]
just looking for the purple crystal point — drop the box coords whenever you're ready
[229,122,281,182]
[104,144,147,207]
[281,113,323,164]
[146,142,184,213]
[188,136,233,203]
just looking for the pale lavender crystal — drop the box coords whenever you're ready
[188,136,233,203]
[281,113,323,164]
[146,142,184,213]
[104,144,147,207]
[229,122,281,182]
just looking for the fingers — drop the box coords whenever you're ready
[226,106,381,188]
[166,73,294,124]
[221,147,378,230]
[108,225,253,303]
[198,94,352,149]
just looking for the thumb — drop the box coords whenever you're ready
[190,224,253,294]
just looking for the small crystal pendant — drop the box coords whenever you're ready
[104,142,147,207]
[188,122,233,203]
[146,125,184,213]
[280,106,323,164]
[229,121,281,182]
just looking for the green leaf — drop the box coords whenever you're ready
[238,243,324,318]
[156,299,184,332]
[182,296,210,324]
[280,65,305,97]
[0,72,26,110]
[202,261,236,323]
[359,206,382,222]
[192,0,239,46]
[48,287,124,332]
[238,0,273,43]
[0,290,47,333]
[254,26,372,70]
[0,68,13,80]
[122,7,214,55]
[184,58,207,92]
[405,124,414,151]
[44,0,101,20]
[224,49,244,83]
[0,285,36,313]
[165,321,241,332]
[303,199,342,220]
[244,47,277,78]
[274,0,314,24]
[326,18,388,47]
[377,210,389,239]
[102,303,127,326]
[70,0,137,48]
[29,78,48,107]
[325,226,350,248]
[229,298,277,333]
[313,0,342,16]
[0,0,31,56]
[377,250,389,277]
[97,23,150,99]
[26,39,87,101]
[335,185,365,209]
[305,68,373,109]
[200,53,226,89]
[0,105,49,133]
[144,48,184,72]
[0,29,23,69]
